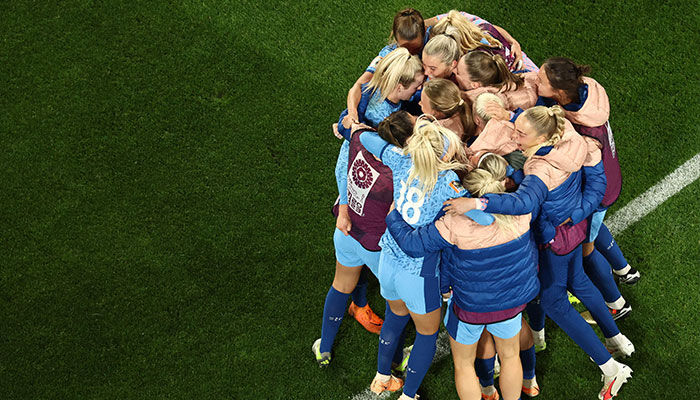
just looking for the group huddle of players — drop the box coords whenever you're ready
[314,8,641,400]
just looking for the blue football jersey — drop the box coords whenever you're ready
[365,44,397,74]
[378,145,466,275]
[364,90,401,127]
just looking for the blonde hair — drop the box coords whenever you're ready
[474,92,505,122]
[423,33,461,66]
[521,105,567,158]
[423,78,476,138]
[404,116,468,199]
[365,47,423,103]
[432,10,501,55]
[464,153,518,235]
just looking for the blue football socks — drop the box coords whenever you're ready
[595,223,628,271]
[526,299,545,332]
[377,304,410,375]
[403,330,438,398]
[350,266,368,308]
[475,356,496,387]
[521,345,536,380]
[583,250,622,304]
[320,286,349,353]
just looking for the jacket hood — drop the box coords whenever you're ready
[468,119,517,167]
[440,113,466,138]
[437,212,531,250]
[532,120,587,173]
[564,77,610,127]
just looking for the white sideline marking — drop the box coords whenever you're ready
[350,152,700,400]
[607,153,700,235]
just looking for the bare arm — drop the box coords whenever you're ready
[344,71,373,128]
[493,25,522,70]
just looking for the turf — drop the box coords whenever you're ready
[0,0,698,399]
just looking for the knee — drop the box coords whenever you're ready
[495,335,521,361]
[498,345,521,361]
[416,325,439,336]
[331,281,355,294]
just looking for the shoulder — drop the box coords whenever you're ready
[378,44,397,58]
[582,136,602,166]
[524,158,556,188]
[382,145,407,168]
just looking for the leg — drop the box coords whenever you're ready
[582,245,625,305]
[377,300,410,375]
[350,266,368,307]
[330,260,363,293]
[567,249,621,339]
[349,246,385,334]
[320,260,362,353]
[450,336,480,400]
[538,247,612,365]
[519,319,539,396]
[401,307,441,399]
[487,314,523,400]
[525,298,546,351]
[474,331,497,397]
[595,222,630,272]
[596,223,641,284]
[493,333,522,400]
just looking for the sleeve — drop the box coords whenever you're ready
[510,168,525,185]
[482,174,548,215]
[359,130,392,160]
[465,209,495,225]
[336,109,352,141]
[337,84,374,141]
[439,254,452,295]
[385,209,452,258]
[334,141,350,205]
[531,209,556,244]
[570,161,606,224]
[365,45,394,73]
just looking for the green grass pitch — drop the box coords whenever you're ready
[1,1,699,399]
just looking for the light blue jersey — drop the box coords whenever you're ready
[378,145,466,275]
[364,91,401,127]
[366,44,397,74]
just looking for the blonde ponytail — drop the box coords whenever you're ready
[404,117,468,199]
[464,153,518,235]
[423,34,461,66]
[522,105,567,158]
[432,10,501,55]
[365,47,423,103]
